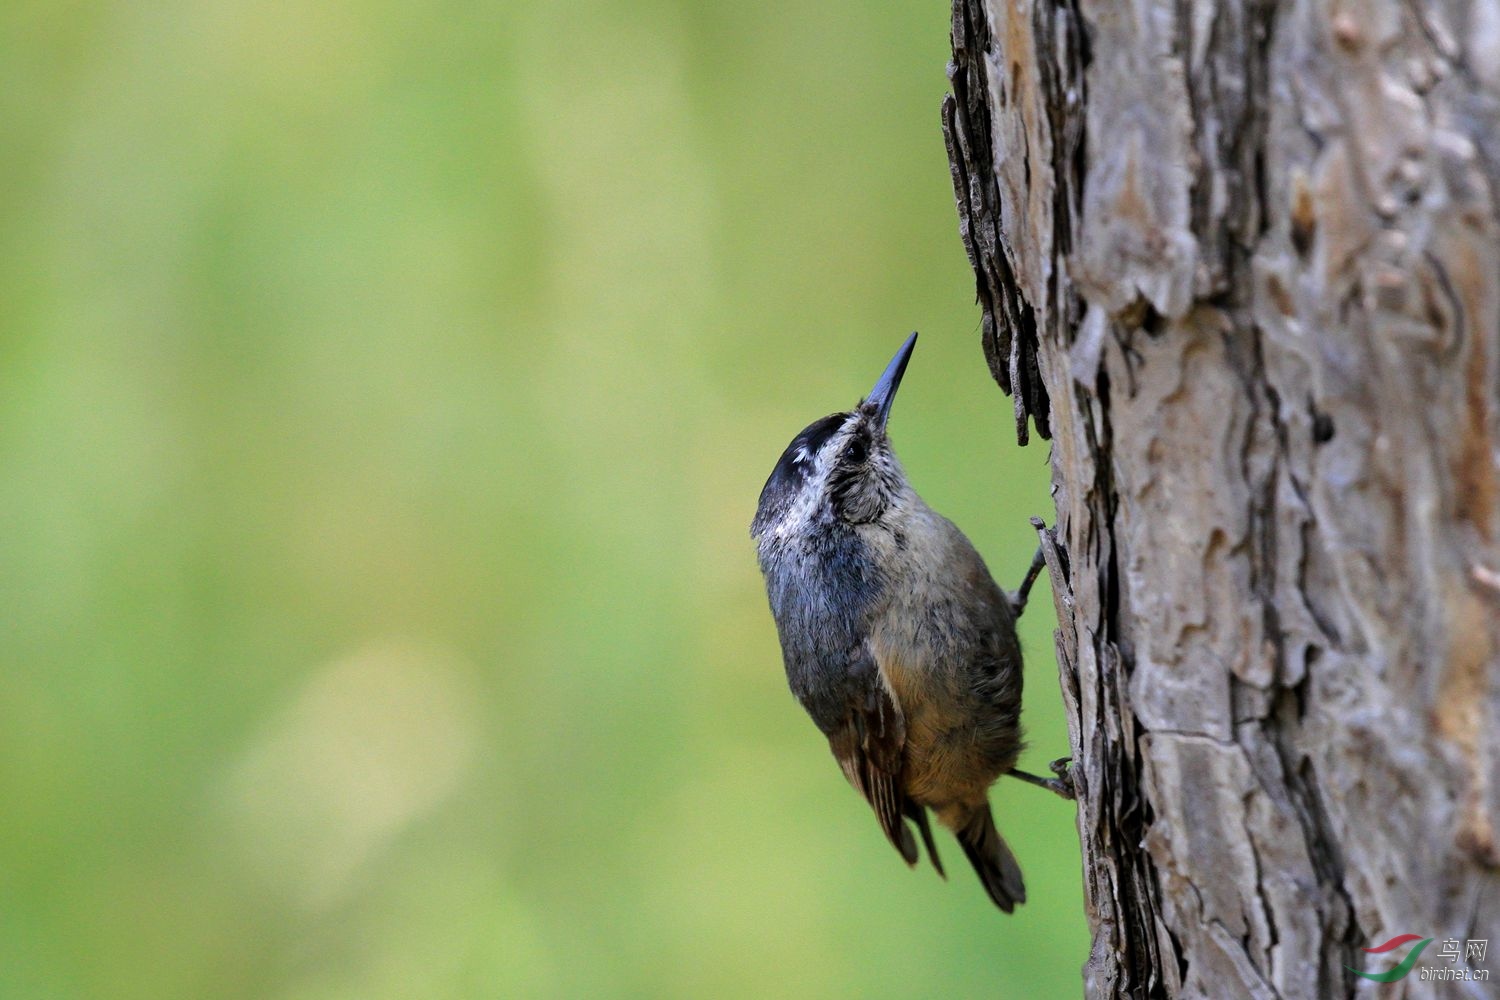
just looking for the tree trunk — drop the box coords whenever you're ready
[943,2,1500,997]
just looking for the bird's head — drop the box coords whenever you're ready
[752,332,918,541]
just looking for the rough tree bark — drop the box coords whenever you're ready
[943,2,1500,997]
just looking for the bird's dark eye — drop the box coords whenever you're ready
[846,437,868,465]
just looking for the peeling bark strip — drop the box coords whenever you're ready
[942,0,1075,443]
[947,2,1500,998]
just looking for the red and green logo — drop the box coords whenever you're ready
[1347,935,1433,983]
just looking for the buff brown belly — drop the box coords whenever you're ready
[872,637,1020,818]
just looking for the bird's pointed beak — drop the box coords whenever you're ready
[866,332,918,431]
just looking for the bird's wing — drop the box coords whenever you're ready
[823,649,920,866]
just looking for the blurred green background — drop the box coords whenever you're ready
[0,2,1084,997]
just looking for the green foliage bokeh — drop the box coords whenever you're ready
[0,2,1085,997]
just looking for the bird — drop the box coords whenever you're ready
[750,332,1069,912]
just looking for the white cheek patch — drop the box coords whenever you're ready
[774,489,817,539]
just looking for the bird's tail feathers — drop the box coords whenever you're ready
[954,805,1025,912]
[906,801,945,877]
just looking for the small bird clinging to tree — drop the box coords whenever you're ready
[750,332,1070,911]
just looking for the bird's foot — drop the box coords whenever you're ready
[1009,758,1075,800]
[1007,540,1047,619]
